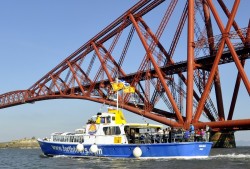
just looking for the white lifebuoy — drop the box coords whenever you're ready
[76,143,84,152]
[90,144,98,153]
[133,147,142,158]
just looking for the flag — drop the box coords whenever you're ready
[111,82,124,91]
[123,86,135,93]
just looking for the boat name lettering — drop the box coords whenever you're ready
[51,145,63,151]
[96,148,103,155]
[51,145,103,155]
[51,145,77,153]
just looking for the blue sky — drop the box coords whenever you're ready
[0,0,147,142]
[0,1,249,144]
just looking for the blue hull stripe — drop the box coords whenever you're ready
[38,139,212,158]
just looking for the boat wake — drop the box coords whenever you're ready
[41,154,250,162]
[210,153,250,159]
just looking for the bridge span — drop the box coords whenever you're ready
[0,0,250,147]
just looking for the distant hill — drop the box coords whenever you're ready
[0,137,39,148]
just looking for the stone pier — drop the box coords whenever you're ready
[210,131,236,148]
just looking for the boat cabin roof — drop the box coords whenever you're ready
[125,123,162,128]
[94,108,127,125]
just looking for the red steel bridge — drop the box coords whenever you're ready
[0,0,249,132]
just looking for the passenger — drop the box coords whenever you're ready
[170,127,176,143]
[189,124,195,142]
[125,129,130,143]
[134,129,140,143]
[176,128,183,142]
[201,129,205,141]
[87,118,95,124]
[87,119,92,124]
[205,125,211,142]
[144,133,151,143]
[139,134,146,144]
[157,127,164,135]
[164,128,169,143]
[190,124,194,133]
[168,127,173,143]
[130,129,135,143]
[162,129,166,143]
[183,130,190,142]
[195,129,201,142]
[154,128,163,143]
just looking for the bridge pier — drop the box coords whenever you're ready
[210,131,236,148]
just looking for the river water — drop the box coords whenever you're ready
[1,147,250,169]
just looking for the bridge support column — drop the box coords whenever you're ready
[210,131,236,148]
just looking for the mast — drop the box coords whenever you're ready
[116,78,119,111]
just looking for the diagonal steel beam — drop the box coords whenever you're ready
[193,0,241,122]
[129,13,184,124]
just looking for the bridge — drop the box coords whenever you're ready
[1,0,250,147]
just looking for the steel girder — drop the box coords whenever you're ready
[0,0,250,131]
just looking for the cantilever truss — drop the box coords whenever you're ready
[0,0,249,130]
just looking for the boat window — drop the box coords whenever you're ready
[103,127,110,135]
[100,116,112,124]
[103,126,121,135]
[107,116,111,123]
[52,134,84,143]
[101,117,105,123]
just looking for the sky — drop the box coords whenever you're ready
[0,1,249,145]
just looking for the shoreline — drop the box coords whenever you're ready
[0,138,39,149]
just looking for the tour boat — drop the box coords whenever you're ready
[37,107,212,158]
[38,80,212,158]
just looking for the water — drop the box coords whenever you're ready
[1,147,250,169]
